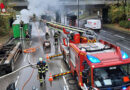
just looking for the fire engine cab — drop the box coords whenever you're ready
[61,40,130,90]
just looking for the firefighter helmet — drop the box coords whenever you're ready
[39,57,43,62]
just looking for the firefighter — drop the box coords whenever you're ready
[26,30,30,40]
[54,32,59,45]
[20,20,24,28]
[20,20,24,39]
[37,57,48,86]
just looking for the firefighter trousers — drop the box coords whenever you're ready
[39,73,46,83]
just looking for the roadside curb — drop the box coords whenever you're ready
[103,25,130,35]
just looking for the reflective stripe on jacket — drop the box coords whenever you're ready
[37,61,48,73]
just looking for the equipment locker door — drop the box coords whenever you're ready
[82,61,91,87]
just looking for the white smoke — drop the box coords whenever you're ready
[15,0,59,23]
[20,9,32,23]
[27,0,59,16]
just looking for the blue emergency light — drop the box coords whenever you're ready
[121,51,128,59]
[122,86,127,90]
[87,55,100,63]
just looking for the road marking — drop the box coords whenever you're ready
[114,34,125,39]
[60,69,69,90]
[100,35,113,42]
[116,43,130,51]
[30,41,32,46]
[24,54,28,62]
[101,36,130,50]
[15,76,20,87]
[101,30,130,42]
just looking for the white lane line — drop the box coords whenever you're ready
[114,34,125,39]
[116,43,130,51]
[100,35,113,42]
[24,54,28,62]
[60,69,69,90]
[101,36,130,50]
[15,76,20,87]
[30,41,32,46]
[102,30,126,39]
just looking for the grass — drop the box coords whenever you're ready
[0,35,10,44]
[0,28,13,45]
[103,24,130,34]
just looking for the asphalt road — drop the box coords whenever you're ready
[99,29,130,56]
[0,22,129,90]
[0,22,79,90]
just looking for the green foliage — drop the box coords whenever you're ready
[0,16,10,36]
[0,3,16,36]
[119,20,130,29]
[108,3,130,29]
[108,3,125,23]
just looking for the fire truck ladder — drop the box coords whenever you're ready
[47,22,87,33]
[52,71,71,79]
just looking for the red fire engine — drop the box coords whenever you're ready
[61,40,130,90]
[47,22,130,90]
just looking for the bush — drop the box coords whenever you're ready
[108,3,130,23]
[119,20,130,29]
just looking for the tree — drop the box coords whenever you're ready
[108,3,124,23]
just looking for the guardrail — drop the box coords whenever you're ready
[58,0,121,5]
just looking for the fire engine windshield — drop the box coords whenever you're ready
[94,64,130,88]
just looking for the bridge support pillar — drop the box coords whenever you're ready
[102,8,109,23]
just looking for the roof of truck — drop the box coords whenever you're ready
[73,41,130,68]
[78,42,115,54]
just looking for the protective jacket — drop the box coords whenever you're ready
[37,61,48,73]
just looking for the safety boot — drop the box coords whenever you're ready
[40,83,43,86]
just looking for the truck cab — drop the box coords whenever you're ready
[69,40,130,90]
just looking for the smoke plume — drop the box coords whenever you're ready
[27,0,59,16]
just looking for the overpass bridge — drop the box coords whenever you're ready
[58,0,118,5]
[8,0,129,23]
[9,0,125,8]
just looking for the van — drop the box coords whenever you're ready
[84,19,101,31]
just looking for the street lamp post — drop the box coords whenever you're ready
[123,0,127,20]
[77,0,79,27]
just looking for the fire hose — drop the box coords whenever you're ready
[0,64,36,79]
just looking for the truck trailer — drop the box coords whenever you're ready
[0,42,22,76]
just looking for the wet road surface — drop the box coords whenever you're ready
[0,22,130,90]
